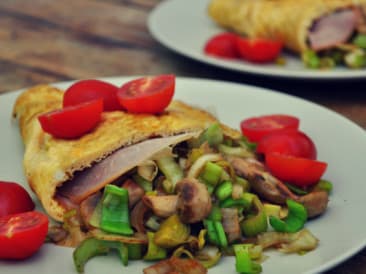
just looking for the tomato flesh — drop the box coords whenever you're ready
[266,153,327,187]
[63,79,121,111]
[236,37,283,63]
[257,129,317,160]
[0,181,35,218]
[38,99,103,139]
[204,32,240,59]
[0,211,49,259]
[240,114,300,142]
[117,75,175,114]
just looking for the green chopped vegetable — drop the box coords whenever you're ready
[154,214,190,248]
[207,205,223,221]
[344,49,366,68]
[127,244,143,260]
[133,174,153,192]
[100,185,133,235]
[353,34,366,49]
[215,181,233,201]
[201,161,223,186]
[143,232,167,261]
[73,238,129,273]
[204,219,228,248]
[319,57,336,69]
[241,196,268,237]
[313,179,333,193]
[220,196,251,209]
[302,50,320,69]
[156,156,184,189]
[285,183,308,195]
[218,144,254,158]
[233,244,262,274]
[269,199,307,233]
[199,123,224,146]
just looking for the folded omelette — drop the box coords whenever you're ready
[208,0,366,53]
[12,84,240,222]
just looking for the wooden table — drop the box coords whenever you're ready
[1,0,365,273]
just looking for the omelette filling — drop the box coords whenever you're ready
[49,124,329,273]
[304,7,366,68]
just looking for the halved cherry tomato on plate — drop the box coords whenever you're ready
[257,129,317,160]
[38,99,103,139]
[236,37,283,63]
[0,181,35,218]
[63,79,121,111]
[204,32,240,59]
[266,153,327,187]
[0,211,49,259]
[117,74,175,114]
[240,114,300,142]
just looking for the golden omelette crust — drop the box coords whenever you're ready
[208,0,366,53]
[13,84,240,221]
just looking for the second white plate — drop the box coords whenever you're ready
[148,0,366,79]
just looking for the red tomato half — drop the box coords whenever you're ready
[38,99,103,139]
[236,37,283,63]
[266,153,327,187]
[257,129,317,160]
[204,32,240,59]
[63,79,121,111]
[0,181,35,218]
[0,211,49,259]
[240,114,300,142]
[117,75,175,114]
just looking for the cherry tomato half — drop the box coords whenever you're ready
[117,75,175,114]
[266,153,327,187]
[240,114,300,142]
[0,211,49,259]
[236,37,283,63]
[0,181,35,218]
[204,32,240,59]
[38,99,103,139]
[63,79,121,111]
[257,129,317,160]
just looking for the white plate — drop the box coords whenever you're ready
[148,0,366,79]
[1,76,366,274]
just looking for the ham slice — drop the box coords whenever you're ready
[57,132,198,204]
[308,9,358,51]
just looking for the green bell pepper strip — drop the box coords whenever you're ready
[143,232,167,261]
[233,244,262,274]
[269,199,307,233]
[203,219,228,248]
[199,123,224,147]
[100,185,134,235]
[73,238,129,273]
[201,161,223,186]
[215,181,233,201]
[241,196,268,237]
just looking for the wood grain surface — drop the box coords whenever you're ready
[1,1,366,273]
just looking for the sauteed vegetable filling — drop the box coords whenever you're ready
[48,123,331,273]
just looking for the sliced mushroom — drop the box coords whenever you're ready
[176,178,212,223]
[142,194,178,218]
